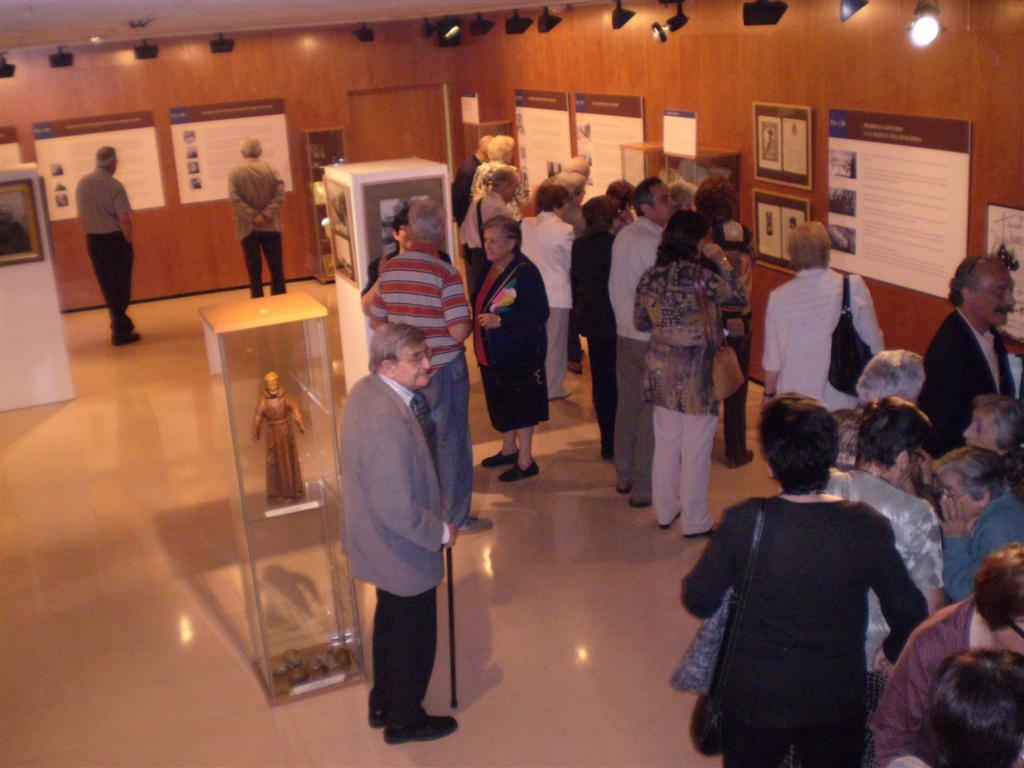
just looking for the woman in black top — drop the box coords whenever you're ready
[682,394,927,768]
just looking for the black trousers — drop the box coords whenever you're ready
[241,231,285,298]
[722,314,752,462]
[370,586,437,727]
[85,232,134,340]
[722,714,864,768]
[585,334,617,455]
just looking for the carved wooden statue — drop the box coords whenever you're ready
[252,371,306,502]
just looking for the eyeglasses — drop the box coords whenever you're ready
[1007,621,1024,642]
[930,484,964,501]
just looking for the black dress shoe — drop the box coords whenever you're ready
[369,708,386,729]
[112,332,141,346]
[683,528,715,540]
[481,450,518,468]
[725,450,754,469]
[383,715,458,745]
[499,461,539,482]
[616,482,632,495]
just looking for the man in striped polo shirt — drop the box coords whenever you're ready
[369,197,491,534]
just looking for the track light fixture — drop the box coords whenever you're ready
[839,0,868,22]
[210,33,235,53]
[352,24,374,43]
[611,0,636,30]
[0,54,16,78]
[505,10,533,35]
[743,0,788,26]
[437,16,461,46]
[653,0,688,41]
[469,13,495,36]
[49,46,74,67]
[134,39,158,60]
[908,1,943,47]
[538,7,562,33]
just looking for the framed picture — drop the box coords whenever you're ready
[0,179,43,267]
[360,176,448,276]
[324,178,355,286]
[987,203,1024,342]
[753,102,813,190]
[753,189,811,267]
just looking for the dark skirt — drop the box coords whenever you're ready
[480,361,549,432]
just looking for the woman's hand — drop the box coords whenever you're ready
[478,312,502,330]
[939,493,981,537]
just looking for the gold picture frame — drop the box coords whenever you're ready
[0,179,43,267]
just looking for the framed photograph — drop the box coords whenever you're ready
[754,102,813,190]
[360,176,448,276]
[325,178,355,286]
[987,203,1024,342]
[0,179,43,267]
[753,189,811,267]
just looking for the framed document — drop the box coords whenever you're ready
[753,189,811,267]
[0,179,43,267]
[754,102,813,190]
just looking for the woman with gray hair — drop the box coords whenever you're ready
[964,394,1024,500]
[762,221,883,411]
[933,446,1024,601]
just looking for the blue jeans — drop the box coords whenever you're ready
[422,350,473,527]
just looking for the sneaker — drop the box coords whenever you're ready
[458,516,494,535]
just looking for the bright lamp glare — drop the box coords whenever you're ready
[909,14,940,46]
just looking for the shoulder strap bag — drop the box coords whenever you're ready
[698,274,745,401]
[828,274,873,396]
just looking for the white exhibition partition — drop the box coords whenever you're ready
[324,158,451,393]
[0,163,75,411]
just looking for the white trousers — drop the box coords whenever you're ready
[652,406,717,533]
[545,307,570,399]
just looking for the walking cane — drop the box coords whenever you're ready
[446,546,458,709]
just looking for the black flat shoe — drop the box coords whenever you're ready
[482,450,518,468]
[725,450,754,469]
[369,708,386,729]
[616,482,632,495]
[499,461,539,482]
[383,715,458,745]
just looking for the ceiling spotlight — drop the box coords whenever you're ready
[209,33,235,53]
[538,7,562,33]
[49,46,74,68]
[839,0,868,22]
[470,13,495,36]
[743,0,788,26]
[133,39,158,60]
[908,1,943,46]
[352,24,374,43]
[437,16,461,46]
[0,54,15,78]
[612,1,636,29]
[505,9,533,35]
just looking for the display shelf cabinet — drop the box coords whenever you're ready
[199,292,363,703]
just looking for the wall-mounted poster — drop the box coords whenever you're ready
[663,110,697,158]
[574,92,643,201]
[169,99,292,205]
[988,204,1024,342]
[827,109,970,298]
[33,112,165,221]
[514,89,572,196]
[754,190,810,266]
[0,179,42,266]
[0,126,22,168]
[324,178,355,286]
[754,102,812,190]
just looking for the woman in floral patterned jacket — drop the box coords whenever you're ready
[634,210,747,536]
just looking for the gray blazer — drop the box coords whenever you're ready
[341,374,445,596]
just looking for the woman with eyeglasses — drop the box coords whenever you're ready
[872,544,1024,767]
[932,446,1024,602]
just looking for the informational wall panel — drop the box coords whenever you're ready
[828,109,970,298]
[169,99,292,205]
[514,89,572,196]
[33,112,165,220]
[663,110,697,158]
[574,92,643,201]
[0,126,22,168]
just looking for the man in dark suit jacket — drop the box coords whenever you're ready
[342,323,458,745]
[451,135,490,227]
[918,255,1016,457]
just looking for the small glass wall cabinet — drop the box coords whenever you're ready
[663,149,742,215]
[199,292,363,703]
[620,141,665,186]
[301,129,346,283]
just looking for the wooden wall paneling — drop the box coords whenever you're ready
[347,84,448,164]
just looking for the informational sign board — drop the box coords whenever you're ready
[33,112,165,220]
[514,89,572,196]
[0,126,22,168]
[827,109,971,298]
[169,99,292,204]
[663,110,697,158]
[460,92,480,125]
[574,92,644,201]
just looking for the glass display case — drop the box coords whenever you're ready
[301,129,346,283]
[620,141,664,186]
[198,292,363,703]
[663,149,742,215]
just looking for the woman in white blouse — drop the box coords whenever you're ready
[521,180,575,400]
[762,221,883,411]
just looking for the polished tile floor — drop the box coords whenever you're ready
[1,280,777,767]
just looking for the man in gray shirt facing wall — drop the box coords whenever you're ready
[227,137,286,298]
[75,146,139,346]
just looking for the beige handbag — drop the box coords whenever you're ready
[699,284,745,401]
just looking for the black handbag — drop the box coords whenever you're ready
[690,500,767,756]
[827,274,873,396]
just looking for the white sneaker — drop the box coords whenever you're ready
[458,516,494,535]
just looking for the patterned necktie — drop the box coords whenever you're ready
[409,391,438,465]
